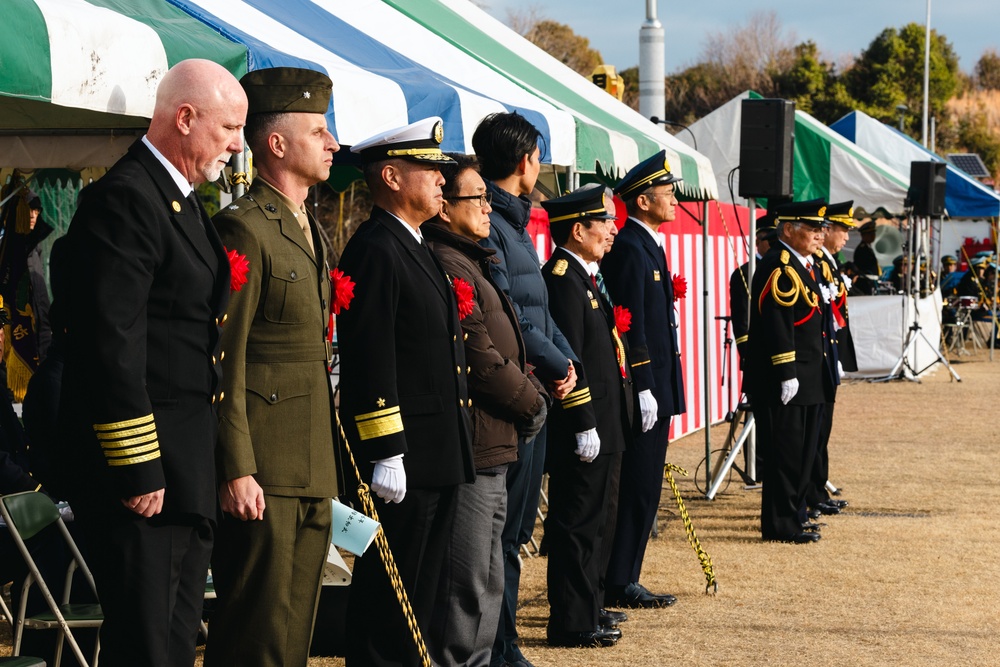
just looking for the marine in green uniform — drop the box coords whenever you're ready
[205,67,342,667]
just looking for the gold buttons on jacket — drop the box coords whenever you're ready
[219,392,225,403]
[456,366,461,375]
[466,366,471,374]
[220,351,225,361]
[459,399,464,407]
[212,355,217,365]
[463,333,469,341]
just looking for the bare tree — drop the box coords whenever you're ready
[701,10,797,96]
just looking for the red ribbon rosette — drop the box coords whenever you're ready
[452,277,475,320]
[330,268,355,315]
[226,247,250,293]
[672,273,688,301]
[613,305,632,333]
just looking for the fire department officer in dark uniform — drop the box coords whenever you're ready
[746,200,836,544]
[541,185,634,649]
[337,117,474,667]
[805,201,857,517]
[730,216,777,367]
[205,67,343,667]
[600,150,684,609]
[56,59,246,666]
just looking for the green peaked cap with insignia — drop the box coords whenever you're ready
[241,67,332,115]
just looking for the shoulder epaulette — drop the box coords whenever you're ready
[551,259,568,276]
[780,249,790,265]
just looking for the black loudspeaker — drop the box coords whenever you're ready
[909,161,947,216]
[739,98,795,199]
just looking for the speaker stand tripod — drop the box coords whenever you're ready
[874,320,960,383]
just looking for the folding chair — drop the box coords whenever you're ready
[0,657,47,666]
[0,492,102,667]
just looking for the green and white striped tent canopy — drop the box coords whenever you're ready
[0,0,717,199]
[684,91,907,211]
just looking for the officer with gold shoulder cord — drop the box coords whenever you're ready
[336,118,474,667]
[746,200,836,544]
[804,201,857,518]
[541,185,634,649]
[205,67,343,667]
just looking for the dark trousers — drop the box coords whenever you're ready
[205,496,332,667]
[756,402,824,540]
[546,450,616,635]
[493,425,546,658]
[80,509,213,667]
[805,401,836,508]
[345,485,456,667]
[605,415,671,588]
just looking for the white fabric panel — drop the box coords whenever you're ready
[829,143,908,212]
[845,291,943,379]
[685,93,747,203]
[37,0,166,117]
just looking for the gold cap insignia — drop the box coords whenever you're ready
[552,259,568,276]
[433,120,444,145]
[818,206,827,217]
[171,201,182,213]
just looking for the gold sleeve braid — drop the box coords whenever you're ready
[354,406,404,441]
[561,387,592,409]
[94,414,161,467]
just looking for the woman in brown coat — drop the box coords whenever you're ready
[424,154,546,667]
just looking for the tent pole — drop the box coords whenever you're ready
[702,199,712,492]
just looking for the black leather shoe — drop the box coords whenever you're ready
[814,502,841,515]
[600,608,628,626]
[807,508,822,520]
[606,582,677,609]
[825,498,849,509]
[547,626,622,648]
[800,521,821,532]
[788,532,821,543]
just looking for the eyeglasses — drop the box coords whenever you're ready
[446,192,493,207]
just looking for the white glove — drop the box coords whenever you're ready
[780,378,799,405]
[838,361,845,379]
[370,454,406,503]
[638,389,658,433]
[574,428,600,463]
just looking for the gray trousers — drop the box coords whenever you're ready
[431,469,508,667]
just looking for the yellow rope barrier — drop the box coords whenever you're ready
[664,462,718,594]
[333,410,432,667]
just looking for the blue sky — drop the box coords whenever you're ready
[482,0,996,74]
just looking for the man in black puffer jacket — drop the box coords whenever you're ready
[473,112,578,667]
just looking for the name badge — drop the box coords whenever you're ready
[591,299,600,309]
[653,270,661,281]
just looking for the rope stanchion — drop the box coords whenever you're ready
[333,410,432,667]
[664,462,718,594]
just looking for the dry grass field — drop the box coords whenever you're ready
[6,350,999,666]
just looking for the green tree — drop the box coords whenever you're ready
[844,24,960,135]
[975,49,1000,90]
